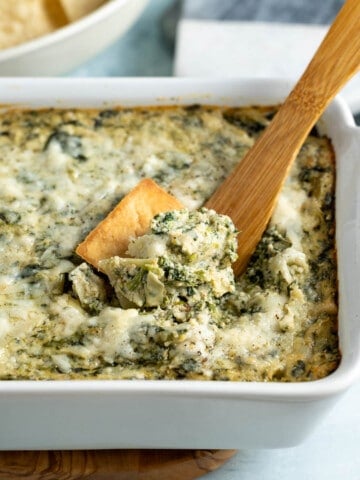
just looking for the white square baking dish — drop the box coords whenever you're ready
[0,78,359,450]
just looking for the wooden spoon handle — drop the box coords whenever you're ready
[206,0,360,275]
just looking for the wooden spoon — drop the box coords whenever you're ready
[206,0,360,275]
[77,0,360,277]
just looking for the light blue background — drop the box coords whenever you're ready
[68,1,360,478]
[70,0,174,77]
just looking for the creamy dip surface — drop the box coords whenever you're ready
[0,105,339,381]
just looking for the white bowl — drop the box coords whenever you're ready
[0,0,148,76]
[0,78,359,450]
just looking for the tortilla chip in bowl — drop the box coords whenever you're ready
[0,0,148,75]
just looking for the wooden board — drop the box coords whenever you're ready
[0,449,236,479]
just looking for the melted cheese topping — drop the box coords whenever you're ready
[0,106,339,381]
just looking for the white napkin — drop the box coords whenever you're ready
[174,19,360,113]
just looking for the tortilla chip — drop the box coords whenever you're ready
[59,0,106,21]
[44,0,68,26]
[0,0,67,50]
[76,179,184,269]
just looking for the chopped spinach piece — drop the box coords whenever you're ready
[19,264,42,278]
[223,110,266,136]
[44,131,87,161]
[291,360,306,378]
[0,210,21,225]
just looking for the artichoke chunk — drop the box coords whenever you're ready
[69,262,107,313]
[99,257,165,308]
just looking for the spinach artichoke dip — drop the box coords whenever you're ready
[0,105,339,381]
